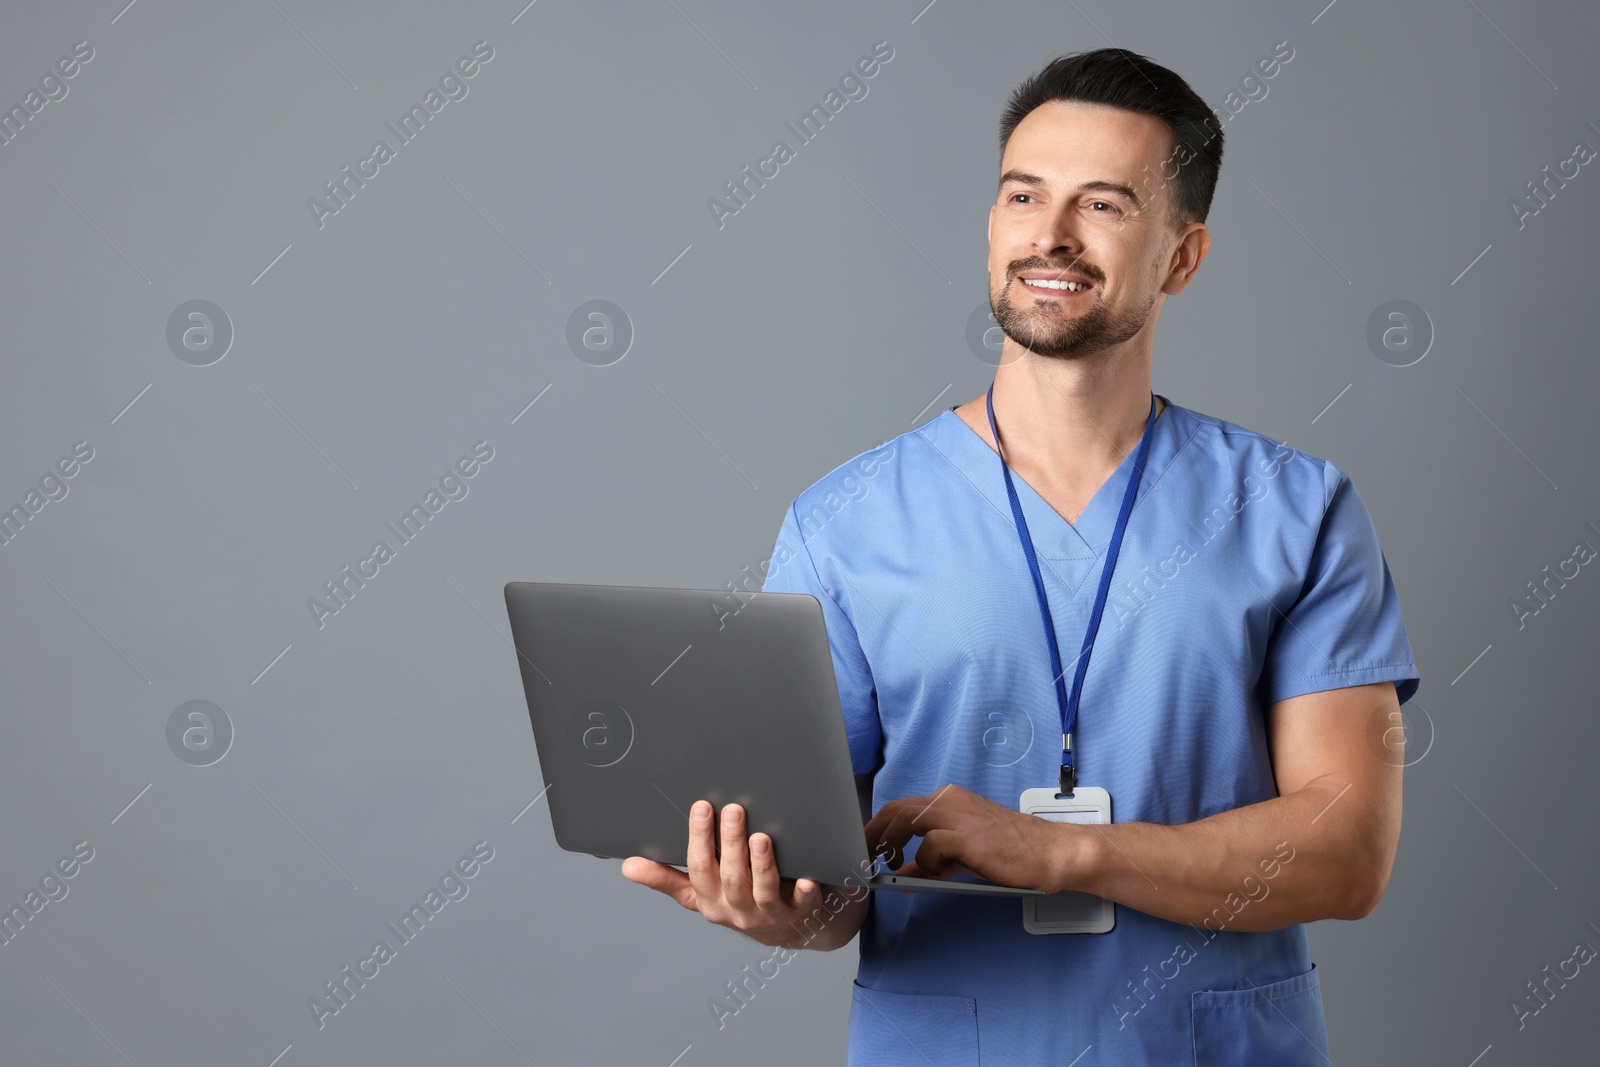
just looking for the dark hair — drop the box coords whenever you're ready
[999,48,1223,225]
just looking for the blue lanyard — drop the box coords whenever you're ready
[984,382,1159,795]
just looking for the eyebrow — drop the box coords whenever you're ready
[998,169,1144,208]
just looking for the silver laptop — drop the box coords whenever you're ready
[503,581,1043,896]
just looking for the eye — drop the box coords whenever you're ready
[1088,200,1118,213]
[1009,192,1037,204]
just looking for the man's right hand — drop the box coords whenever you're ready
[621,799,864,950]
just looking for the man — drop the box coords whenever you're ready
[623,47,1419,1064]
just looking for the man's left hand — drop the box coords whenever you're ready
[863,784,1083,893]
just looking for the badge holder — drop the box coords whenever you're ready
[1019,786,1115,935]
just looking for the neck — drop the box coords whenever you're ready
[982,350,1160,484]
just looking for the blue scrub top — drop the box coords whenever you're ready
[760,397,1420,1066]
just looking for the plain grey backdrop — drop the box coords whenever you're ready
[1,0,1596,1064]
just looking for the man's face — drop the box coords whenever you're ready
[987,100,1184,361]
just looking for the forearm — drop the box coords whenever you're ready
[1054,774,1395,931]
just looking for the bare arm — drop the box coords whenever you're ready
[866,682,1403,932]
[1055,681,1403,930]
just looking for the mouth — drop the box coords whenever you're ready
[1017,273,1095,297]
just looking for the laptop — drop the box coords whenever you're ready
[503,581,1043,896]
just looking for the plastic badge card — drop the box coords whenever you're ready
[1019,786,1116,935]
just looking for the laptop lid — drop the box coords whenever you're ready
[503,581,879,886]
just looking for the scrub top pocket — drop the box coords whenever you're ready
[848,978,980,1067]
[1190,962,1329,1067]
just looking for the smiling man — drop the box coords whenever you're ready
[623,47,1419,1065]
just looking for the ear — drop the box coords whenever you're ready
[1161,222,1211,296]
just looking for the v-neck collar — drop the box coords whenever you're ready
[919,394,1191,596]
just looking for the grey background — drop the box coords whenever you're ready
[1,0,1596,1064]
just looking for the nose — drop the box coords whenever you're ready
[1033,202,1088,267]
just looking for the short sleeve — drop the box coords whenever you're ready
[1259,461,1421,706]
[760,502,884,777]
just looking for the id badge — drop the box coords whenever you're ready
[1019,786,1115,935]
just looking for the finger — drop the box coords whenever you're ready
[620,856,698,909]
[869,783,964,833]
[720,804,754,910]
[790,876,820,910]
[866,837,898,874]
[892,858,930,879]
[872,807,933,871]
[863,798,917,868]
[748,833,782,912]
[685,800,722,911]
[862,795,914,845]
[904,784,965,830]
[895,859,977,880]
[904,828,965,878]
[866,790,962,870]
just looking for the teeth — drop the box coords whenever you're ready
[1023,278,1089,291]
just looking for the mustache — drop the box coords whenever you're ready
[1009,256,1103,282]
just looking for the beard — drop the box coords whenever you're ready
[991,271,1156,360]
